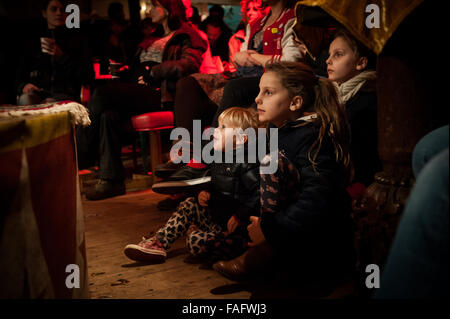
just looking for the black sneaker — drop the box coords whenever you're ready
[85,179,126,201]
[154,160,184,179]
[152,165,211,194]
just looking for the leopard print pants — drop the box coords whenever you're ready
[155,197,223,255]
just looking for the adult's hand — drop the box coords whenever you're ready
[41,38,63,57]
[137,75,147,85]
[22,83,40,94]
[233,51,259,67]
[247,50,273,67]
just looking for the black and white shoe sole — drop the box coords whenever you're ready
[152,176,211,194]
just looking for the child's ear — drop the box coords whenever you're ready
[356,57,368,71]
[42,10,47,19]
[236,134,248,145]
[289,96,303,112]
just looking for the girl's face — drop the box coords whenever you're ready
[326,36,363,84]
[255,72,297,127]
[246,1,263,25]
[149,1,168,25]
[42,0,65,29]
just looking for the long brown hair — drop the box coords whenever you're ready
[264,61,352,181]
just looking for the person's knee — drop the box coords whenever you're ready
[176,76,197,93]
[412,125,450,176]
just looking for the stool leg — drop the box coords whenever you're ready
[132,133,138,172]
[149,131,162,184]
[139,132,149,173]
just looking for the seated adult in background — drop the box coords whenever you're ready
[199,4,232,37]
[211,0,302,126]
[76,0,207,201]
[326,28,382,195]
[15,0,93,105]
[181,0,222,75]
[203,16,232,64]
[228,0,269,73]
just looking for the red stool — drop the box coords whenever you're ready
[131,111,174,183]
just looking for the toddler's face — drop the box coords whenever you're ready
[255,72,293,127]
[213,120,242,151]
[326,36,361,84]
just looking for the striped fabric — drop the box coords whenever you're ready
[0,106,89,299]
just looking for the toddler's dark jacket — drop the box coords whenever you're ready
[207,146,260,229]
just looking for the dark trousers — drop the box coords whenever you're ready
[174,76,218,137]
[76,82,162,181]
[211,76,261,127]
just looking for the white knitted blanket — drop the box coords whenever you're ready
[0,101,91,126]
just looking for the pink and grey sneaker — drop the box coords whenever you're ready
[124,237,167,262]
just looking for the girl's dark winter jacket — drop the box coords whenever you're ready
[346,79,381,186]
[260,120,354,277]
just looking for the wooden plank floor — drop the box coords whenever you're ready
[82,189,251,299]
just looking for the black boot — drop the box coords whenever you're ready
[85,179,126,201]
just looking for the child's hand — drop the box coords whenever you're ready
[198,191,210,207]
[227,215,240,234]
[247,216,266,247]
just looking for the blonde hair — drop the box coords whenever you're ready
[218,107,259,131]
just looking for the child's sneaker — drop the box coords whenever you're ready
[124,237,167,262]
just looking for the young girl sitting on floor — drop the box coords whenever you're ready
[124,107,260,263]
[213,62,355,289]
